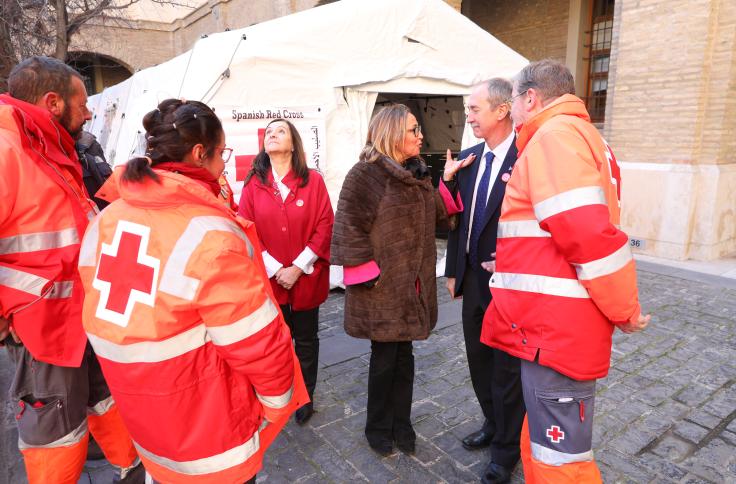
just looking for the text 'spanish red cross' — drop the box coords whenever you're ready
[96,231,155,314]
[546,425,565,444]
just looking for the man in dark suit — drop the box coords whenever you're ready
[442,78,525,483]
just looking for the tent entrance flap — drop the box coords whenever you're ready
[373,92,465,187]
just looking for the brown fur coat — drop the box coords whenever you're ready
[331,156,449,341]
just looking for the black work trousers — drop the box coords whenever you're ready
[365,340,415,446]
[280,305,319,400]
[461,264,525,468]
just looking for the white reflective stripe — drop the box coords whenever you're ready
[257,385,294,409]
[88,395,115,416]
[533,186,606,222]
[46,280,74,299]
[0,228,79,255]
[78,217,100,267]
[159,216,253,301]
[134,430,260,475]
[497,220,551,239]
[490,272,590,299]
[574,242,633,281]
[531,442,594,466]
[18,419,87,450]
[0,266,50,296]
[87,325,210,364]
[207,298,279,346]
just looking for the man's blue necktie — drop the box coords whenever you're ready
[469,151,494,268]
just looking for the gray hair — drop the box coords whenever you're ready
[481,78,512,106]
[8,56,83,104]
[514,59,575,102]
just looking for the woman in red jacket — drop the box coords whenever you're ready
[238,118,334,425]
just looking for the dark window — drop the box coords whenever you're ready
[585,0,615,123]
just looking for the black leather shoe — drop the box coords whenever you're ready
[462,428,492,450]
[295,403,314,425]
[481,461,512,484]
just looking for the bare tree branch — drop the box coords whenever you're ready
[0,0,195,91]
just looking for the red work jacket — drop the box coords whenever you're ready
[238,169,333,311]
[0,95,97,366]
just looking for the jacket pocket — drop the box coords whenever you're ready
[16,396,73,446]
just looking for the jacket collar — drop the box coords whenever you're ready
[515,94,591,153]
[98,165,233,217]
[0,94,78,170]
[374,155,433,190]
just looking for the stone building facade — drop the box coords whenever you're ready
[71,0,735,261]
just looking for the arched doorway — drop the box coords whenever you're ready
[67,52,133,95]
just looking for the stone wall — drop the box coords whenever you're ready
[606,0,736,259]
[463,0,570,63]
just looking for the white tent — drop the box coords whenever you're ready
[88,0,527,206]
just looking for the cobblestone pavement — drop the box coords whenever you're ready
[1,250,735,483]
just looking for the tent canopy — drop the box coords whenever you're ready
[88,0,527,204]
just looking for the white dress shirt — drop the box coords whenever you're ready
[466,130,515,253]
[262,166,319,278]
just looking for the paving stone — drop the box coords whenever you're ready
[606,427,658,455]
[650,434,695,462]
[701,385,736,419]
[639,453,690,481]
[427,455,478,483]
[686,409,723,430]
[633,382,678,406]
[680,437,735,483]
[674,384,717,407]
[344,447,397,484]
[673,420,711,444]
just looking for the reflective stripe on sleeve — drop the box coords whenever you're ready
[159,216,254,301]
[531,442,594,466]
[86,324,209,364]
[78,217,100,267]
[533,187,606,222]
[490,272,590,299]
[573,242,633,281]
[256,385,294,409]
[0,228,79,255]
[206,298,279,347]
[497,220,552,239]
[133,430,260,475]
[18,419,87,450]
[0,266,50,296]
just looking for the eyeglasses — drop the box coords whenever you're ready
[505,90,529,105]
[408,125,422,137]
[220,147,233,162]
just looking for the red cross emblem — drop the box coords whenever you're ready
[93,221,160,327]
[546,425,565,444]
[234,128,266,181]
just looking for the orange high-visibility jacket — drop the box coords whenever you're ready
[481,95,641,381]
[0,95,97,367]
[79,167,308,484]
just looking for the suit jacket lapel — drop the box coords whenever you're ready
[460,143,485,230]
[481,137,518,228]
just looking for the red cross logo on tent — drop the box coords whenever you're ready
[546,425,565,444]
[234,128,266,181]
[93,221,160,327]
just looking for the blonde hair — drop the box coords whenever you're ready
[359,104,411,163]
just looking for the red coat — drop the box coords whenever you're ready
[238,170,333,311]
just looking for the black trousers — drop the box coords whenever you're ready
[461,264,525,468]
[365,341,415,446]
[280,305,319,400]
